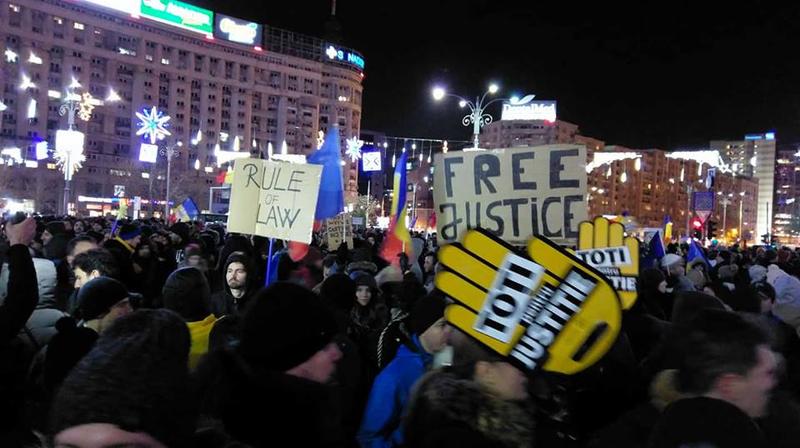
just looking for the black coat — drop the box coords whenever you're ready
[102,238,137,293]
[0,244,39,434]
[194,350,346,447]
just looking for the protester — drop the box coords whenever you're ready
[162,267,219,369]
[49,309,194,448]
[210,252,256,317]
[194,282,343,446]
[358,293,450,447]
[103,222,142,291]
[403,329,534,447]
[661,253,695,294]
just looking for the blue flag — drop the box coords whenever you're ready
[307,126,344,221]
[686,238,711,268]
[643,230,666,268]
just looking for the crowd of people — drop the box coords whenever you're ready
[1,213,800,447]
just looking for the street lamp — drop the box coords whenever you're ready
[160,141,183,220]
[738,191,746,243]
[56,79,117,215]
[432,83,505,149]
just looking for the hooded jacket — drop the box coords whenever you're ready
[358,334,432,448]
[210,254,256,318]
[767,264,800,329]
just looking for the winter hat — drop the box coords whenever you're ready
[162,267,211,322]
[661,253,684,269]
[640,267,666,292]
[352,272,378,292]
[239,282,337,372]
[45,221,67,236]
[749,265,768,284]
[119,223,141,241]
[50,310,194,448]
[717,264,739,281]
[319,273,357,313]
[648,397,766,448]
[76,276,129,321]
[409,293,447,335]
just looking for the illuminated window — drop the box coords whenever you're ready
[9,4,20,12]
[53,17,63,25]
[73,22,84,30]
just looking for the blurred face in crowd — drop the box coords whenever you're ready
[91,222,104,233]
[67,241,98,267]
[367,236,376,246]
[54,423,167,448]
[286,341,343,384]
[125,234,142,249]
[226,262,247,291]
[760,293,774,314]
[714,345,777,418]
[186,255,202,267]
[137,244,152,259]
[423,255,436,273]
[73,221,85,234]
[356,285,372,306]
[475,361,529,401]
[41,229,54,246]
[419,318,451,354]
[658,280,668,294]
[73,267,100,289]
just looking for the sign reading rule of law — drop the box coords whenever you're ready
[227,159,322,243]
[433,145,588,246]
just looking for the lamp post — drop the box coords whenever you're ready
[719,194,732,241]
[160,141,182,219]
[738,191,746,243]
[432,83,504,149]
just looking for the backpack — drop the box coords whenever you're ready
[376,311,413,370]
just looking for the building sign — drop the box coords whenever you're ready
[433,144,587,247]
[362,150,382,172]
[139,0,213,36]
[501,95,557,122]
[214,13,262,46]
[76,0,141,15]
[324,44,365,70]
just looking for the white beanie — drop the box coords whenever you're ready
[661,253,683,268]
[749,265,767,284]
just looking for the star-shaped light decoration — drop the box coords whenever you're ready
[317,130,325,149]
[135,106,171,144]
[4,48,17,63]
[345,137,363,162]
[54,142,86,181]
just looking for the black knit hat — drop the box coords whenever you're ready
[76,277,129,321]
[409,294,447,335]
[162,267,211,322]
[45,221,67,236]
[239,282,337,372]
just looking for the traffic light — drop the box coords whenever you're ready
[692,218,703,240]
[707,220,717,239]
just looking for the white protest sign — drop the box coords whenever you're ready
[227,158,322,243]
[433,145,588,246]
[326,212,353,249]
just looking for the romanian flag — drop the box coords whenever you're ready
[173,198,200,222]
[380,152,412,264]
[663,215,673,244]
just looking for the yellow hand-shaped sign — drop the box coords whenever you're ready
[575,217,639,309]
[436,228,622,375]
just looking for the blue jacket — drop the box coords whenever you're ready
[357,335,432,448]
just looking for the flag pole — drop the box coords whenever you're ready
[265,237,274,286]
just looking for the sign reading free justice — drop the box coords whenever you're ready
[227,159,322,243]
[434,145,588,246]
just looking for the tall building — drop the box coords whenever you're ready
[480,119,579,149]
[586,146,759,242]
[710,133,776,239]
[0,0,365,216]
[773,146,800,244]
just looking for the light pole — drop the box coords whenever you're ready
[432,83,504,149]
[719,194,732,241]
[738,191,745,243]
[160,141,182,220]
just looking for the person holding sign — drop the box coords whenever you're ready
[403,329,534,447]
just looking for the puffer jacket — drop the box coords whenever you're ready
[767,264,800,329]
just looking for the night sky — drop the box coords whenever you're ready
[194,0,800,150]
